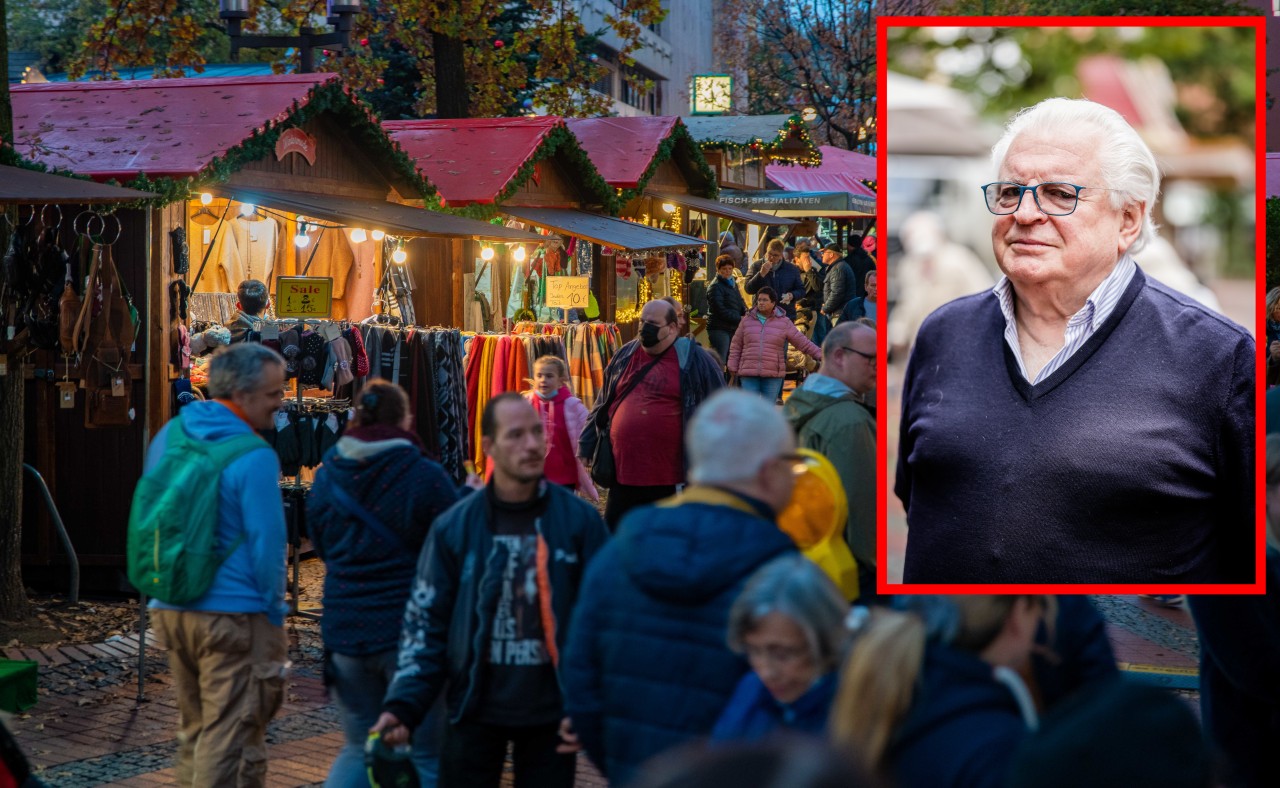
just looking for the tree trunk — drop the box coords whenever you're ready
[432,32,469,118]
[0,0,31,621]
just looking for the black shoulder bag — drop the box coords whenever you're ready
[590,352,664,488]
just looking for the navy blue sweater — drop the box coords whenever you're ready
[896,267,1254,583]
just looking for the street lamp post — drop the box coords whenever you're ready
[219,0,363,74]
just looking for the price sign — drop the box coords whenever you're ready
[545,276,590,309]
[276,276,333,318]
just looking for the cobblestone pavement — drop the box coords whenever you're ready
[3,592,1197,786]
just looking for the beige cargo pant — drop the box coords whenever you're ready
[152,610,288,788]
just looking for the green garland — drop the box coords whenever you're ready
[698,114,823,168]
[615,120,718,204]
[447,122,620,220]
[14,78,442,211]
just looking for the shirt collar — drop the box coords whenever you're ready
[992,253,1136,332]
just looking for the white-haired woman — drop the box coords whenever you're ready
[711,555,847,742]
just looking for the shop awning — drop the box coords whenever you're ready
[212,186,546,243]
[501,208,707,252]
[1269,153,1280,199]
[0,164,155,204]
[718,189,876,218]
[766,146,877,195]
[643,189,796,226]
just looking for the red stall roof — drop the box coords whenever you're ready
[567,116,677,189]
[767,146,876,196]
[7,74,341,180]
[386,117,613,209]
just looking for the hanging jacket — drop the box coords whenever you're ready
[382,482,609,729]
[524,387,599,502]
[727,307,822,379]
[560,486,797,784]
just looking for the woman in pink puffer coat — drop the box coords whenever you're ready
[727,287,822,402]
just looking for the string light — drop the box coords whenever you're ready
[199,192,213,205]
[371,229,385,241]
[480,245,495,261]
[239,202,256,217]
[513,245,527,262]
[661,202,675,213]
[350,228,368,243]
[294,221,310,248]
[391,239,407,264]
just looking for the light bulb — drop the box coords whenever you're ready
[294,222,310,248]
[513,245,527,262]
[661,202,675,213]
[480,246,495,261]
[350,228,367,243]
[199,192,213,205]
[371,229,385,241]
[392,247,407,264]
[239,202,256,217]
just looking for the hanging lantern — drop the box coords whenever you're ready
[513,245,527,262]
[481,245,495,261]
[199,192,213,205]
[294,221,310,248]
[350,228,368,243]
[371,229,385,241]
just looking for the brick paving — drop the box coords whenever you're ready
[3,594,1196,786]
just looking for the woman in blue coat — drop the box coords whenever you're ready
[711,555,846,742]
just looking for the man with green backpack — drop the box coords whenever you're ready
[128,343,288,787]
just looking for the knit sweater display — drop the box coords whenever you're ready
[896,267,1254,583]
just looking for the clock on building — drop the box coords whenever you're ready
[691,74,733,114]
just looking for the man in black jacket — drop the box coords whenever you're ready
[373,393,609,788]
[706,254,747,365]
[846,234,877,300]
[819,243,856,319]
[744,239,806,321]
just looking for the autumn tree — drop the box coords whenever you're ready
[68,0,665,118]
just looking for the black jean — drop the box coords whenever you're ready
[707,328,733,367]
[439,719,575,788]
[604,483,678,531]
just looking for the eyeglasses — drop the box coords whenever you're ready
[841,346,875,363]
[981,182,1114,217]
[743,644,810,667]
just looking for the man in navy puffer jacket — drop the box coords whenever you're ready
[560,390,799,785]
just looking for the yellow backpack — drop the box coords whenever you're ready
[777,449,860,601]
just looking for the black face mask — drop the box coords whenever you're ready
[639,323,663,348]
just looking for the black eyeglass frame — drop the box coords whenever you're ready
[841,345,875,362]
[980,182,1114,217]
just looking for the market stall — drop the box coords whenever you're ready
[7,74,541,588]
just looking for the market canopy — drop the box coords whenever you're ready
[565,116,715,197]
[767,146,876,196]
[643,189,796,226]
[718,189,875,218]
[502,207,707,252]
[7,74,427,195]
[0,164,155,204]
[385,117,614,209]
[212,186,546,243]
[1269,153,1280,198]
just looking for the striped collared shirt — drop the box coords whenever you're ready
[994,254,1136,384]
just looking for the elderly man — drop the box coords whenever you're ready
[784,322,878,600]
[579,299,725,529]
[745,238,806,321]
[896,97,1254,584]
[561,390,799,785]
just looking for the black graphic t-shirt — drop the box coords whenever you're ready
[476,485,562,725]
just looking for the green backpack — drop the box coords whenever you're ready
[127,418,268,604]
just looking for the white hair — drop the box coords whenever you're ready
[727,555,849,671]
[991,97,1160,255]
[687,389,794,486]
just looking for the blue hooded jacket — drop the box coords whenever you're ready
[560,487,796,785]
[147,402,289,626]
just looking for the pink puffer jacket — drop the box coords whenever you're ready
[727,307,822,378]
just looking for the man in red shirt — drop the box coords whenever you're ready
[580,299,725,528]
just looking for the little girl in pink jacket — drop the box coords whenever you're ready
[524,355,599,501]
